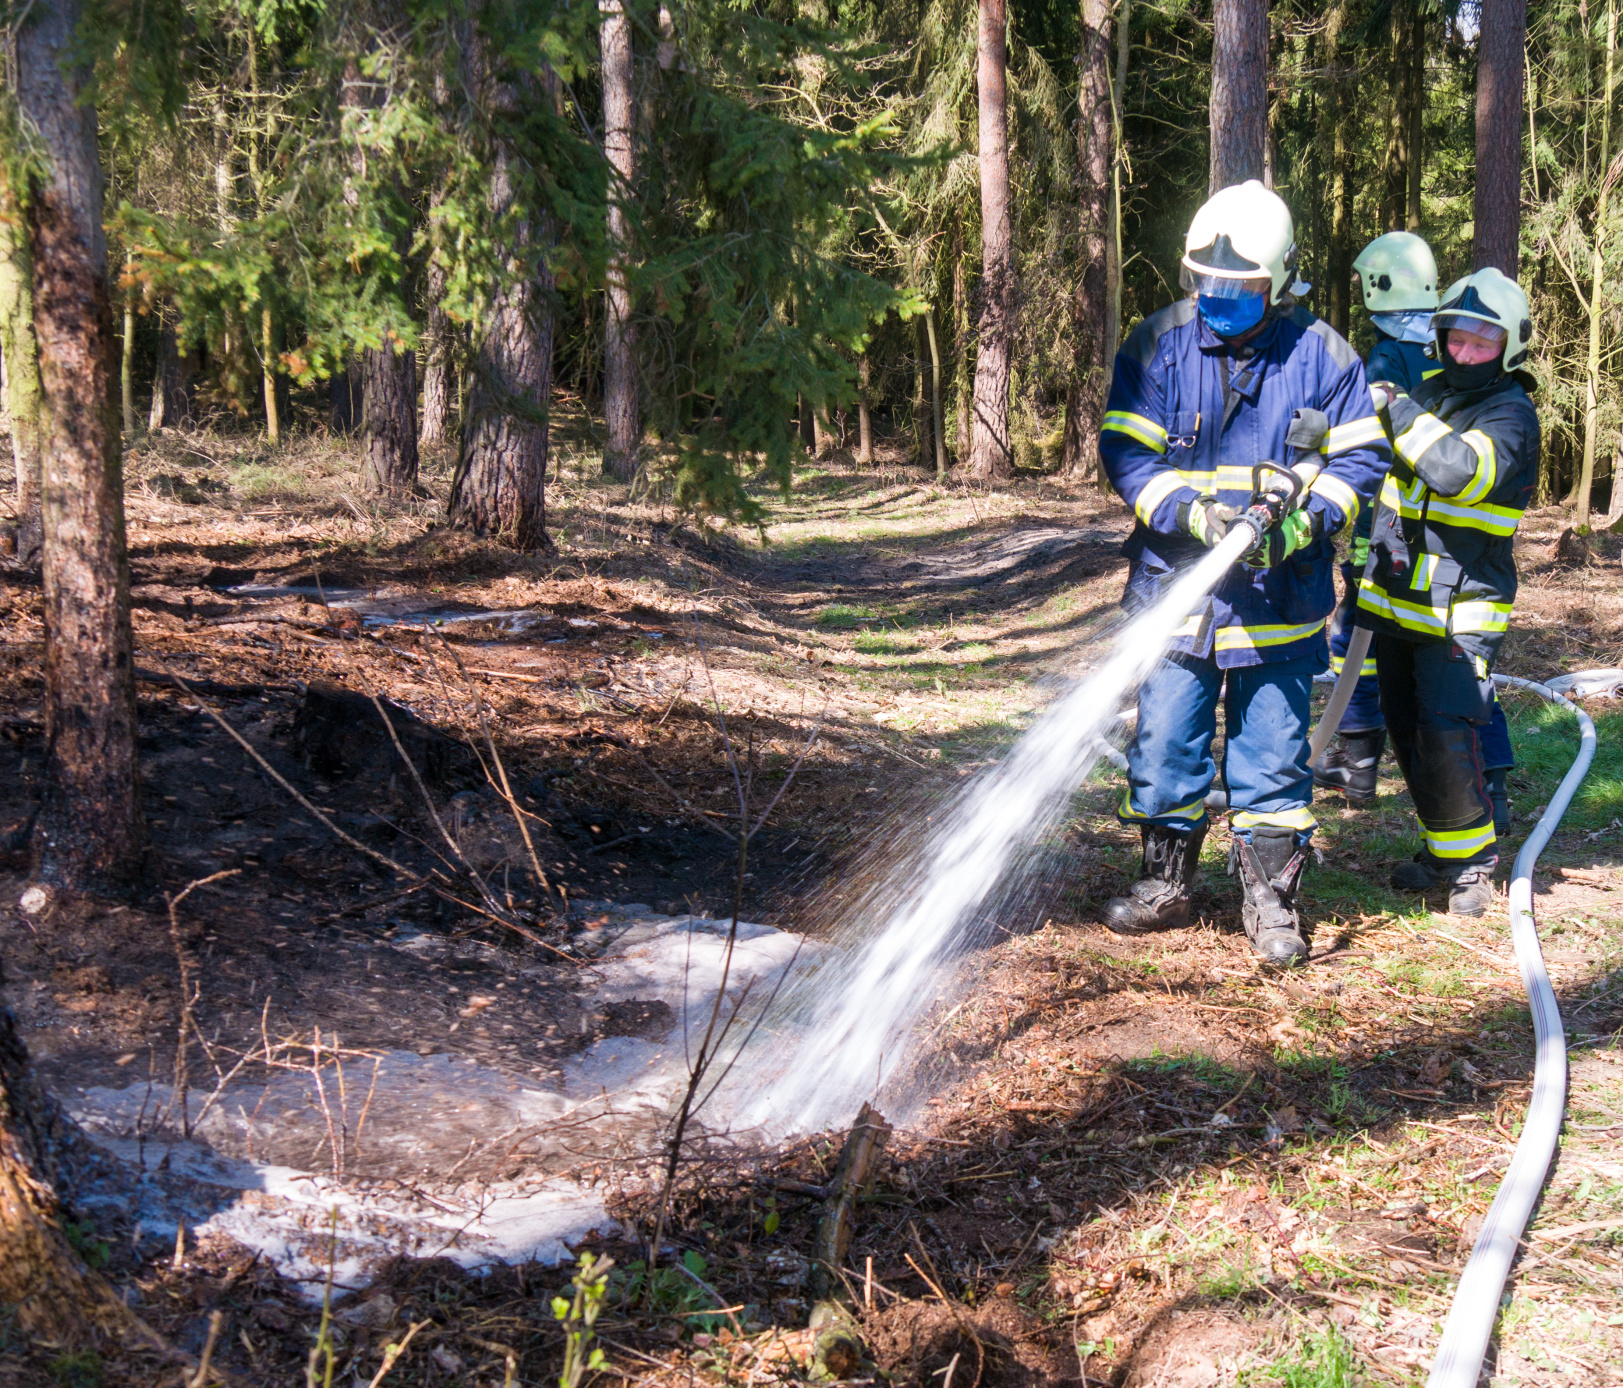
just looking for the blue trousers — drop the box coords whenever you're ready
[1123,651,1317,844]
[1332,562,1513,768]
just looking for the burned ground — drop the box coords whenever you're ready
[0,427,1620,1386]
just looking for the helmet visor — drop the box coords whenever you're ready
[1433,312,1507,342]
[1179,266,1272,299]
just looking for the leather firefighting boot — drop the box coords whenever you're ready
[1104,822,1208,936]
[1312,729,1385,805]
[1486,768,1510,839]
[1234,829,1310,966]
[1391,855,1496,916]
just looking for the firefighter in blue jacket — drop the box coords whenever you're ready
[1316,234,1516,832]
[1099,182,1390,966]
[1355,268,1540,916]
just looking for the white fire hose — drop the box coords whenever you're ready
[1309,649,1602,1387]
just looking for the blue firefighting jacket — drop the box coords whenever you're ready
[1367,334,1441,396]
[1101,300,1392,670]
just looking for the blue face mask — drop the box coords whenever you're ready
[1198,292,1268,337]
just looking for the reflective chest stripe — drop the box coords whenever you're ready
[1357,580,1513,637]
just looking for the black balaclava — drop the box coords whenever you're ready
[1439,338,1503,393]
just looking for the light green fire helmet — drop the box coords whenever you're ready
[1433,267,1534,374]
[1351,231,1439,312]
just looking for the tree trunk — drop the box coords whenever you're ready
[0,176,42,551]
[925,310,947,480]
[1063,0,1114,479]
[1474,0,1527,275]
[914,323,933,470]
[952,217,970,461]
[1326,6,1353,339]
[119,256,136,435]
[0,991,132,1349]
[856,354,872,463]
[420,279,453,449]
[450,44,553,548]
[601,0,640,480]
[1383,16,1407,230]
[361,345,419,493]
[1209,0,1269,192]
[812,406,833,458]
[967,0,1013,480]
[1406,5,1425,230]
[19,0,144,892]
[1577,0,1617,532]
[261,304,280,443]
[330,360,360,435]
[148,318,194,431]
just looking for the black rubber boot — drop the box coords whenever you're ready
[1486,768,1510,839]
[1390,855,1497,915]
[1312,729,1386,805]
[1235,829,1310,966]
[1391,854,1444,890]
[1104,823,1208,936]
[1447,863,1496,917]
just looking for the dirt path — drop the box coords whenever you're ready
[0,435,1620,1385]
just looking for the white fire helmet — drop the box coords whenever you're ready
[1180,180,1298,304]
[1352,232,1440,312]
[1433,268,1534,373]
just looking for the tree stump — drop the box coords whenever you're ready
[1555,527,1593,567]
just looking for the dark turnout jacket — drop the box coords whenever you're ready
[1355,371,1540,666]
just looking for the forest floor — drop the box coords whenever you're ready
[0,416,1621,1387]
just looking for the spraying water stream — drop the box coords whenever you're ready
[735,526,1256,1133]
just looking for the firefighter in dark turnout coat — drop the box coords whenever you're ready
[1355,268,1540,916]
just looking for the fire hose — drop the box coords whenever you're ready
[1309,638,1601,1387]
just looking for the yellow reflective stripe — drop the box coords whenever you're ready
[1213,618,1326,652]
[1378,475,1403,510]
[1452,430,1498,505]
[1310,472,1361,531]
[1133,469,1188,526]
[1357,579,1449,634]
[1330,652,1378,678]
[1172,612,1205,638]
[1421,367,1444,379]
[1325,415,1387,454]
[1451,600,1512,635]
[1103,411,1169,453]
[1423,823,1496,859]
[1412,552,1440,590]
[1424,496,1524,536]
[1394,412,1453,467]
[1233,807,1317,832]
[1119,791,1207,823]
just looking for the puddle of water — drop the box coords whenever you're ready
[221,584,552,635]
[62,907,811,1295]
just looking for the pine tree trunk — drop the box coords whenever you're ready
[361,345,419,493]
[952,217,970,461]
[0,993,130,1349]
[1383,18,1407,229]
[1474,0,1527,275]
[19,0,144,892]
[148,319,194,431]
[330,361,360,435]
[913,323,933,471]
[925,310,946,480]
[1063,0,1114,479]
[1326,6,1353,339]
[1577,0,1617,532]
[450,43,553,548]
[420,280,453,449]
[1209,0,1268,192]
[119,261,136,435]
[1406,6,1425,230]
[967,0,1013,480]
[601,0,640,480]
[856,354,872,463]
[0,176,42,551]
[261,304,280,443]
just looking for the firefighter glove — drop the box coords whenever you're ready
[1177,495,1239,549]
[1243,507,1320,569]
